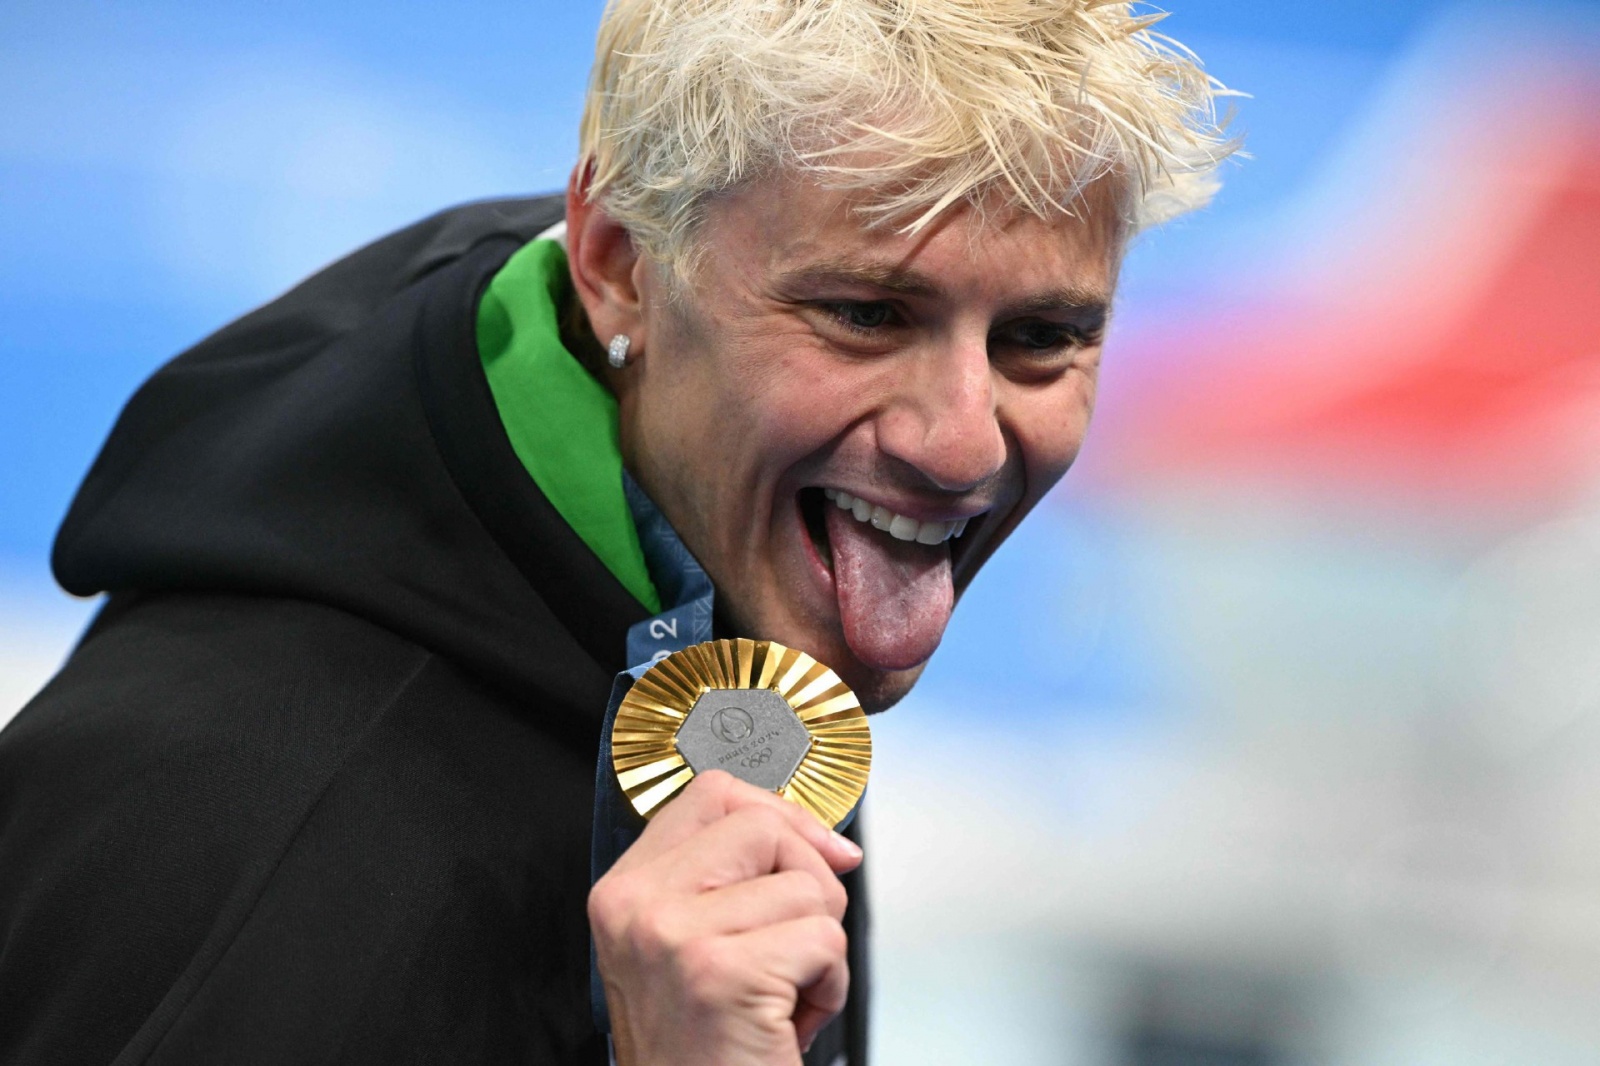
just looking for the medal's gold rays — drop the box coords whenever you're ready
[612,639,871,828]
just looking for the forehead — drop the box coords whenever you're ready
[691,172,1126,301]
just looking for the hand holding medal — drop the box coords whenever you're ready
[592,639,871,1063]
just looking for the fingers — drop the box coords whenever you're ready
[658,868,847,949]
[657,804,847,897]
[725,916,850,1049]
[602,870,845,1003]
[590,769,861,1064]
[614,770,861,876]
[595,805,848,955]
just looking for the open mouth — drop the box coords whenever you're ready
[796,485,985,673]
[800,487,833,569]
[798,486,981,577]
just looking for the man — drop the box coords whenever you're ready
[0,1,1229,1062]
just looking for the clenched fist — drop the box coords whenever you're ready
[589,770,863,1066]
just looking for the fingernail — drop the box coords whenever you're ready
[832,831,862,860]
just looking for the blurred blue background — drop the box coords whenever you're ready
[5,1,1600,1062]
[0,0,1523,578]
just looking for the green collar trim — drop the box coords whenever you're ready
[477,238,662,613]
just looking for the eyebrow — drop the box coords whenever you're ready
[1007,291,1111,326]
[779,259,942,298]
[778,258,1112,321]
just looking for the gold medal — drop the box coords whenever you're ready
[611,638,871,828]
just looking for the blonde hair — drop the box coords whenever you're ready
[578,0,1234,273]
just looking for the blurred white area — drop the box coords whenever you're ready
[0,568,96,732]
[870,504,1600,1064]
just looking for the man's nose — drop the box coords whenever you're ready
[874,338,1007,494]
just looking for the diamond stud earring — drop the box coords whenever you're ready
[607,334,632,369]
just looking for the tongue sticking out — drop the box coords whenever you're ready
[825,505,954,672]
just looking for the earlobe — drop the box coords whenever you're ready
[565,162,648,356]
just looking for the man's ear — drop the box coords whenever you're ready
[565,163,650,355]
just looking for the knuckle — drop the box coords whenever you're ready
[587,878,628,931]
[812,915,848,957]
[822,876,848,919]
[629,906,681,962]
[743,805,788,837]
[792,870,831,913]
[676,938,732,1005]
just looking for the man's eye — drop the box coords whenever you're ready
[824,301,896,333]
[996,320,1084,351]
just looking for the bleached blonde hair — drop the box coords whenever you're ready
[579,0,1234,274]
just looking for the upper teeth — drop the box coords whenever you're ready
[822,488,970,545]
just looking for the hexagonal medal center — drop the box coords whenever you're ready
[677,688,812,792]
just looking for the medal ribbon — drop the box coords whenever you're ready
[590,472,715,1033]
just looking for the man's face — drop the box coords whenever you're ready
[619,175,1119,711]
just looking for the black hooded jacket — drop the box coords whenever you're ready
[0,196,868,1065]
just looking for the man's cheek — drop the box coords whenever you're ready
[755,391,859,460]
[1037,394,1096,478]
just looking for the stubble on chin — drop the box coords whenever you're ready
[848,662,924,715]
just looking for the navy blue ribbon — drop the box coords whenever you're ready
[590,473,715,1033]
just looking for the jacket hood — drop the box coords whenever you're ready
[53,196,649,736]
